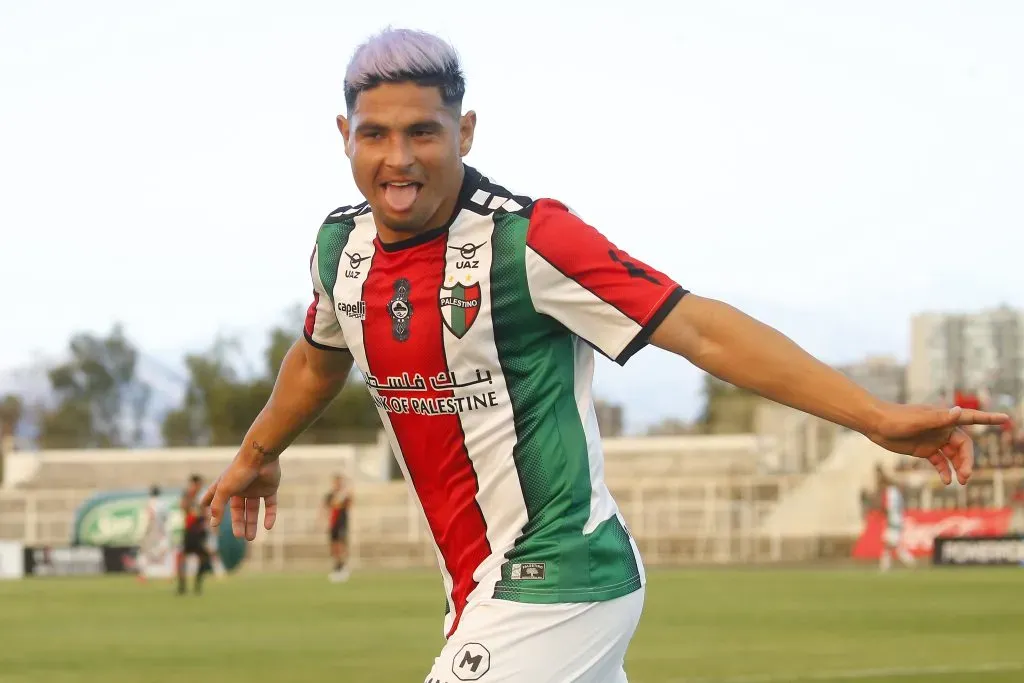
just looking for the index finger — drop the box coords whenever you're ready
[955,410,1009,426]
[200,482,217,508]
[207,486,229,529]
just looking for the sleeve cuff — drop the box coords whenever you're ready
[613,287,688,366]
[303,328,349,352]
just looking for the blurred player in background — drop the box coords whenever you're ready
[324,473,353,582]
[877,466,915,572]
[201,28,1010,681]
[137,484,170,582]
[177,474,213,595]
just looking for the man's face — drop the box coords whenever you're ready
[338,82,476,235]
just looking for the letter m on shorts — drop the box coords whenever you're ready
[460,651,483,672]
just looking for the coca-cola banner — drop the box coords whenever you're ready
[852,509,1014,559]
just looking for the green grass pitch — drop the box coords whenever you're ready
[1,566,1021,682]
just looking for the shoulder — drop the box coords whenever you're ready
[499,196,604,256]
[473,168,581,235]
[313,201,373,246]
[469,173,588,259]
[463,169,545,223]
[321,201,371,225]
[311,201,375,266]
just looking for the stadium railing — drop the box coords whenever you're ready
[0,472,849,570]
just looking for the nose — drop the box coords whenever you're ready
[384,133,415,169]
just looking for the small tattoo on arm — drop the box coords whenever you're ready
[251,440,275,460]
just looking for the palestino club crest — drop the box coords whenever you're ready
[439,275,481,339]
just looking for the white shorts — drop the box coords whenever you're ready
[883,527,902,549]
[424,587,645,683]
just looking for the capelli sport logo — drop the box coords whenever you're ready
[338,301,366,320]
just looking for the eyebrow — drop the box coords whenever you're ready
[354,119,445,135]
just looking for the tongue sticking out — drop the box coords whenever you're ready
[384,184,419,213]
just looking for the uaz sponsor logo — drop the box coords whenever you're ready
[449,242,484,269]
[344,252,369,279]
[338,301,366,320]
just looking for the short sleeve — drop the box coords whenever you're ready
[303,244,349,351]
[524,199,687,365]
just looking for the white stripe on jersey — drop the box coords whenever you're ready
[570,337,645,584]
[524,247,642,361]
[441,216,530,605]
[571,337,620,536]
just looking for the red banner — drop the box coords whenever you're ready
[852,508,1014,559]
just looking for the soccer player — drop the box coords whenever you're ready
[877,466,915,572]
[201,28,1010,681]
[324,473,353,581]
[137,484,170,582]
[178,474,213,595]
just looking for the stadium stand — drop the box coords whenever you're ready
[0,405,841,569]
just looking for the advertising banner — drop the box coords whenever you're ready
[852,508,1013,559]
[23,545,105,576]
[71,488,247,575]
[933,535,1024,566]
[21,545,166,577]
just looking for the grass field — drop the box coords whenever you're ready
[1,566,1022,682]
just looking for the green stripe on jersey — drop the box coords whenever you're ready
[489,210,641,603]
[316,218,356,297]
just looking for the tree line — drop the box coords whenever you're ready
[0,318,760,451]
[0,316,380,451]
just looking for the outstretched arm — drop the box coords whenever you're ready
[509,198,1007,483]
[650,294,1009,483]
[649,294,885,434]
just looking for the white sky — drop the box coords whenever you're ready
[1,1,1022,428]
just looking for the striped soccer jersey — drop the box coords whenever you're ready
[303,165,687,637]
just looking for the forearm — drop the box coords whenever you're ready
[239,340,350,465]
[652,295,885,435]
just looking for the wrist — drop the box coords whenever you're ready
[855,397,889,437]
[241,438,279,466]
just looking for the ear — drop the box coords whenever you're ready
[337,115,352,159]
[458,110,477,158]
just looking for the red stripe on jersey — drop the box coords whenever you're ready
[525,198,679,326]
[304,290,319,337]
[360,235,491,639]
